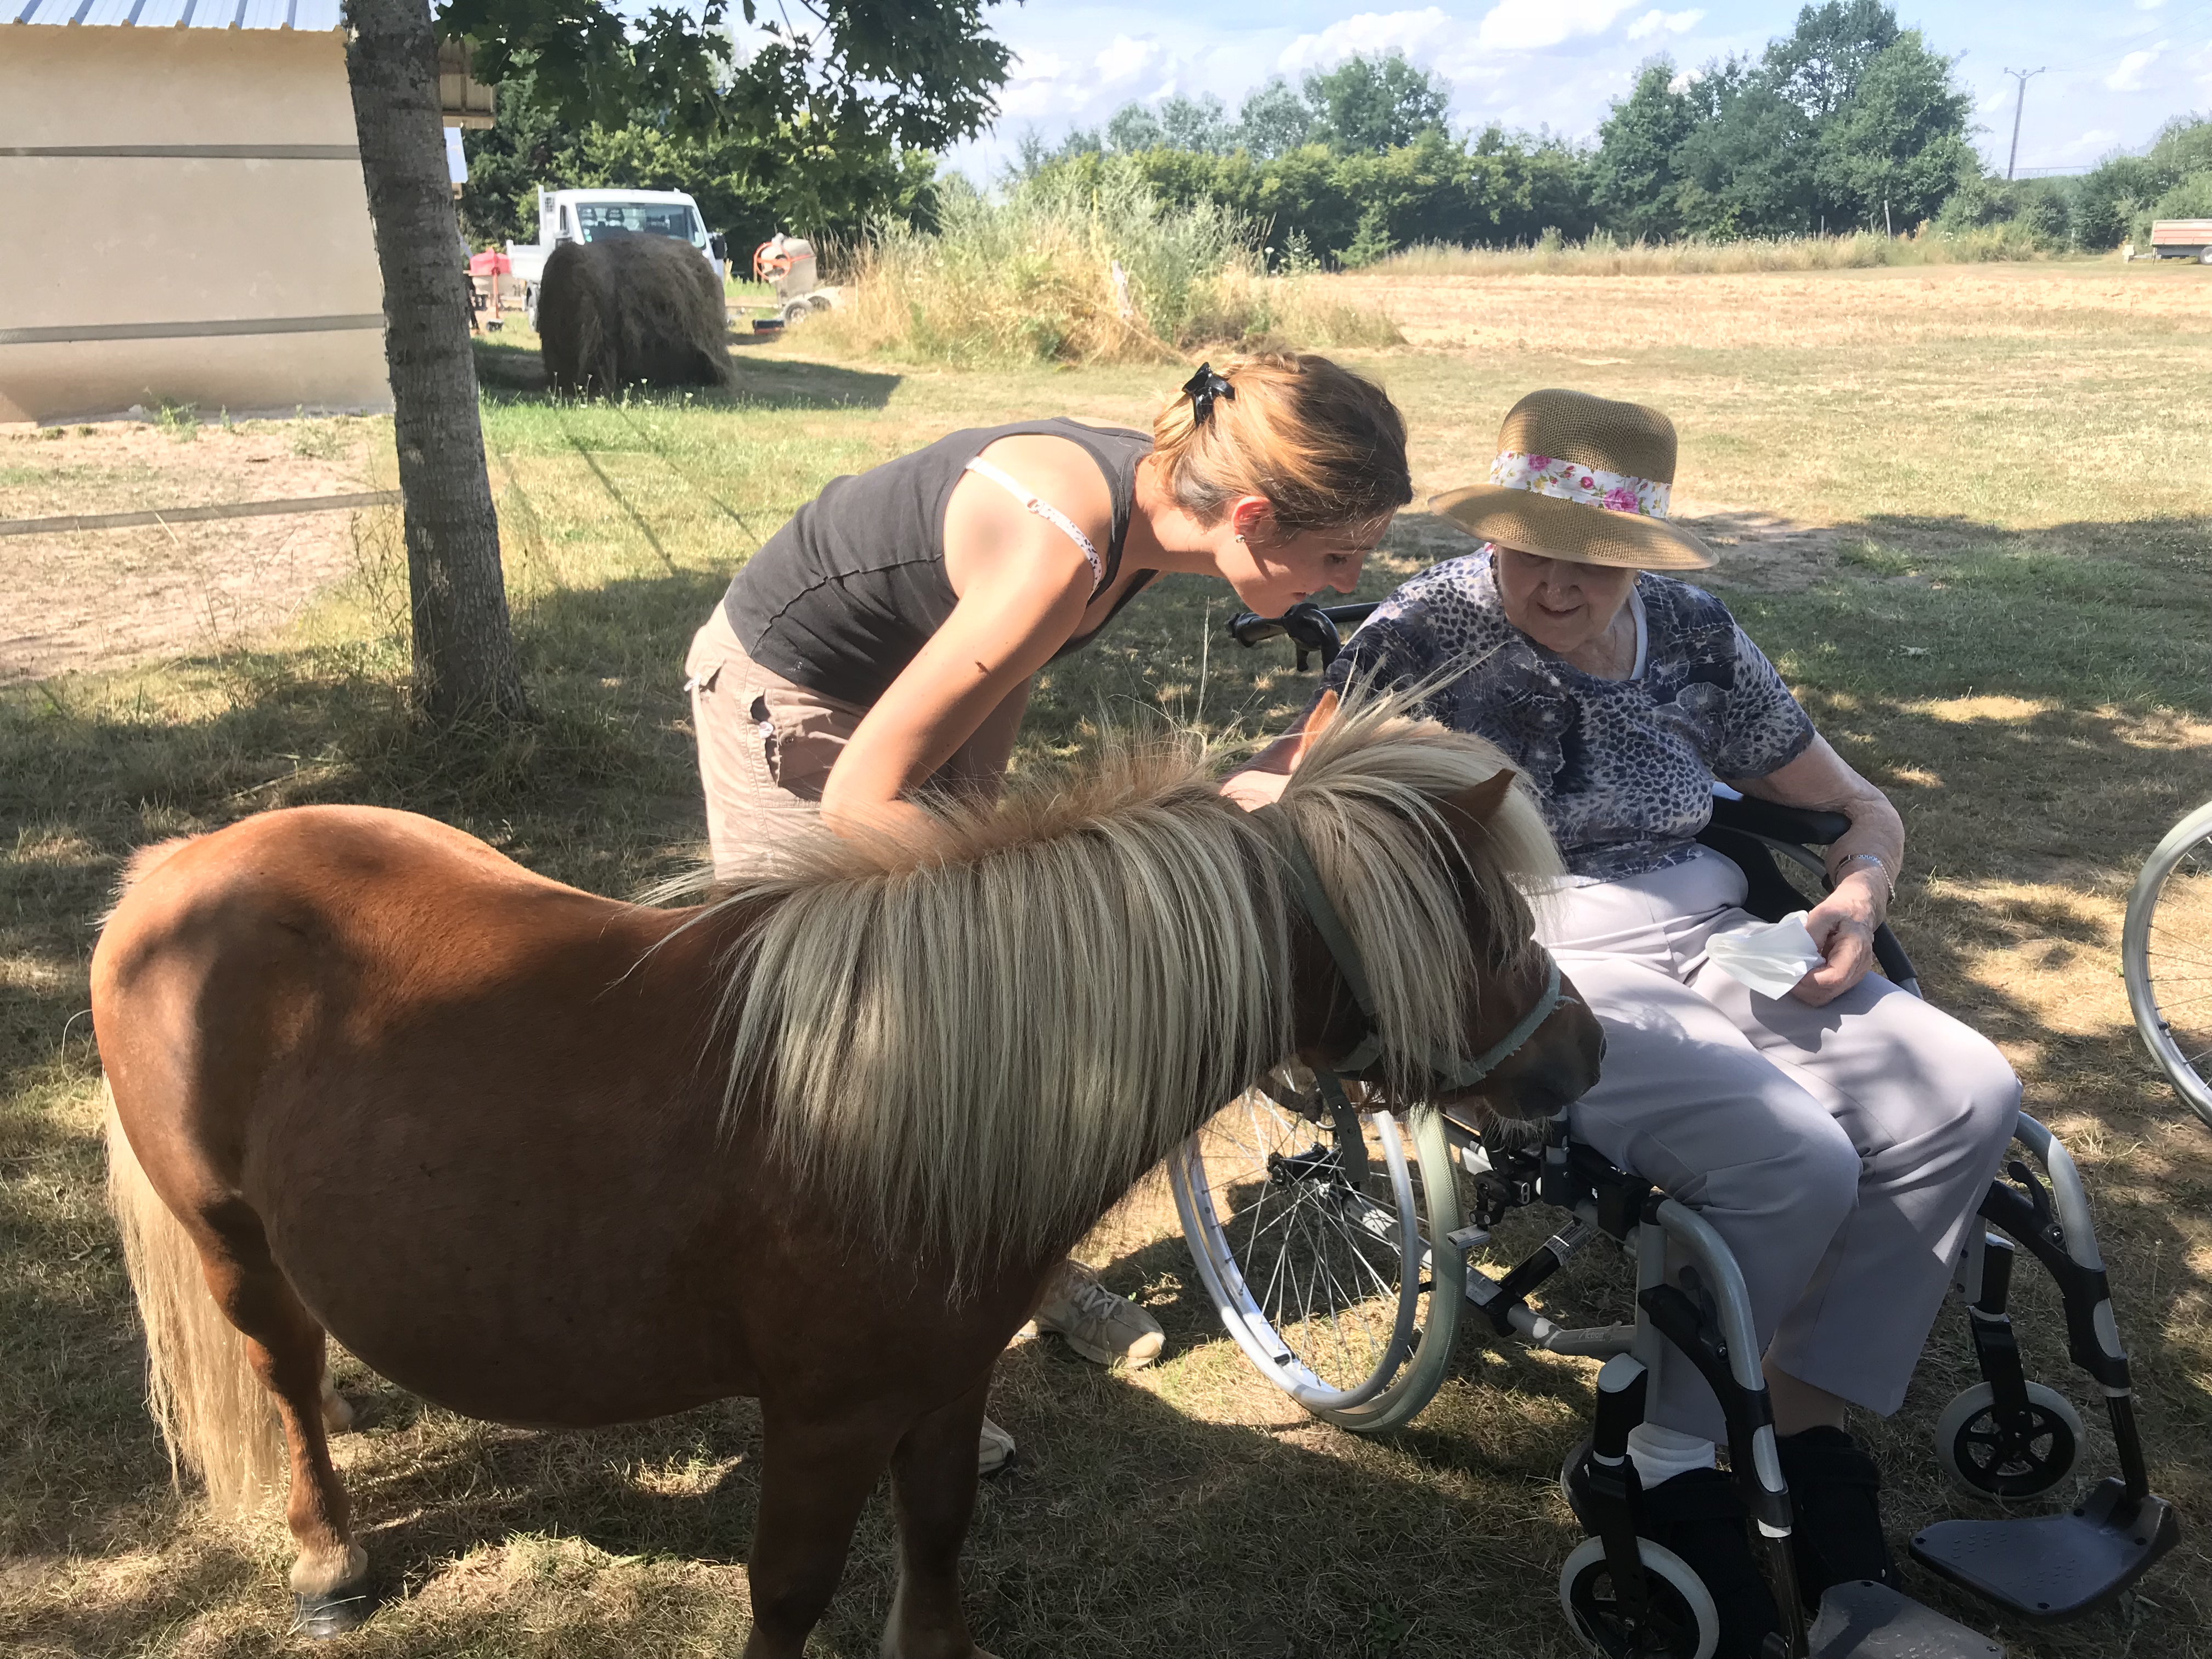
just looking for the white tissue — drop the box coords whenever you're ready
[1703,911,1825,998]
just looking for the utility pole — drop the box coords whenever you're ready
[2004,67,2045,181]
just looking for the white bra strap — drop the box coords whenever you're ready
[962,456,1104,592]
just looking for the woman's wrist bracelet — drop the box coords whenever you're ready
[1832,851,1895,906]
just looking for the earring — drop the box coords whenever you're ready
[1234,532,1246,543]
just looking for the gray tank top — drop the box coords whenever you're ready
[721,418,1156,707]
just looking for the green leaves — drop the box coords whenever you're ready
[435,0,1008,150]
[1027,128,1592,272]
[438,0,731,136]
[1812,32,1976,229]
[1301,53,1452,155]
[1589,2,1974,240]
[456,70,940,256]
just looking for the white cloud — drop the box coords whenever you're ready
[1626,8,1703,42]
[1476,0,1636,52]
[2105,42,2166,91]
[1277,9,1455,76]
[1095,34,1165,86]
[994,47,1087,119]
[2136,0,2168,10]
[2061,127,2120,158]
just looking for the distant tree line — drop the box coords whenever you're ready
[2049,115,2212,250]
[1019,2,2209,268]
[1019,55,1592,267]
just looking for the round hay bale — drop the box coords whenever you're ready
[538,235,732,398]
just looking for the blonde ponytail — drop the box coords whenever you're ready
[1150,353,1411,534]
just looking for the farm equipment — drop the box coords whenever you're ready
[733,233,838,336]
[506,189,728,329]
[2129,219,2212,263]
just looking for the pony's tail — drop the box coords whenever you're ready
[104,1084,284,1514]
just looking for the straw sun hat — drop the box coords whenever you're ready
[1430,388,1713,571]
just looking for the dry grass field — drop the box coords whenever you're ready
[3,258,2211,1659]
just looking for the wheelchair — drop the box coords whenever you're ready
[1173,602,2180,1659]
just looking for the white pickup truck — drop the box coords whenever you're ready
[505,188,727,326]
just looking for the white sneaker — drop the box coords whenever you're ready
[978,1414,1017,1477]
[1034,1260,1165,1369]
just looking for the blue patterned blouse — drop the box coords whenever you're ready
[1324,550,1816,882]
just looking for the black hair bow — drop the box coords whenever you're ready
[1182,362,1235,425]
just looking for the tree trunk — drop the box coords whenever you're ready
[343,0,527,722]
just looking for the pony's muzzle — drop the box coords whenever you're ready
[1479,971,1605,1120]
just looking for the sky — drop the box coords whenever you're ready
[943,0,2212,179]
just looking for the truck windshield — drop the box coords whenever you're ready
[573,202,707,248]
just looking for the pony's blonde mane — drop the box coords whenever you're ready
[699,690,1561,1272]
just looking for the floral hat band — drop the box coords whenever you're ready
[1488,450,1671,520]
[1429,389,1713,570]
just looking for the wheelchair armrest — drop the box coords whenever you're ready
[1698,795,1924,995]
[1871,924,1918,995]
[1706,790,1851,847]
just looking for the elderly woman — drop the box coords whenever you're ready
[1243,390,2020,1658]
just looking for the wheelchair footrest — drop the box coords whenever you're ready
[1805,1579,2004,1658]
[1908,1477,2180,1621]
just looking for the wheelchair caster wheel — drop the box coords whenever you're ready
[1559,1534,1718,1659]
[1934,1380,2082,1499]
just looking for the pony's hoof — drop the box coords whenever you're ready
[291,1583,375,1639]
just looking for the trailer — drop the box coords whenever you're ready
[2132,219,2212,263]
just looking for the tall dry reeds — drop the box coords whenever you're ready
[1374,222,2060,278]
[809,172,1400,366]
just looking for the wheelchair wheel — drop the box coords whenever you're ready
[2123,799,2212,1128]
[1170,1074,1463,1433]
[1934,1380,2083,1500]
[1558,1534,1719,1659]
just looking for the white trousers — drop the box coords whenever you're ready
[1543,849,2021,1439]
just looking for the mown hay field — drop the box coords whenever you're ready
[3,258,2211,1658]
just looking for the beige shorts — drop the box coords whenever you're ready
[684,605,868,878]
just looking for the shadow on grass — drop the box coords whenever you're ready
[473,335,901,411]
[4,1316,1598,1659]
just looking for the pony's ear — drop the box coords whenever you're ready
[1436,769,1517,842]
[1288,690,1340,771]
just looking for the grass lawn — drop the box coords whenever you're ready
[4,258,2211,1658]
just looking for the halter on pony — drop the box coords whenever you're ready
[1255,803,1564,1094]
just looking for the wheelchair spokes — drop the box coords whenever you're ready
[1170,1075,1465,1430]
[2124,798,2212,1127]
[1189,1092,1417,1395]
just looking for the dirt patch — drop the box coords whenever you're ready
[1674,499,1842,592]
[0,419,385,685]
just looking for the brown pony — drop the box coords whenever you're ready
[93,696,1601,1659]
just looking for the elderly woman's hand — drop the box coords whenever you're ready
[1733,734,1904,1008]
[1791,872,1885,1005]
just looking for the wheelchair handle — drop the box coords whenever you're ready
[1705,792,1850,847]
[1223,601,1381,672]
